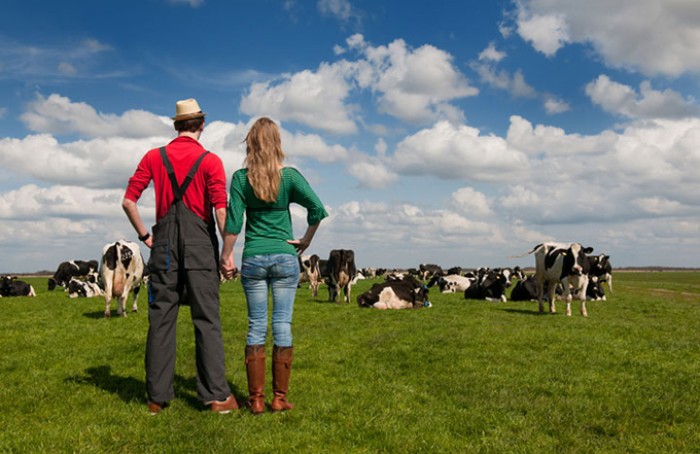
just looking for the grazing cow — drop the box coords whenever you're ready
[525,242,594,316]
[327,249,357,304]
[0,276,36,297]
[300,254,322,297]
[464,269,508,302]
[100,240,145,318]
[587,254,613,294]
[48,259,99,291]
[357,275,431,310]
[427,274,475,293]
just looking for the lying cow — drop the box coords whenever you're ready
[509,275,538,302]
[327,249,357,304]
[67,273,104,299]
[525,242,593,316]
[48,259,99,290]
[427,274,475,293]
[0,276,36,297]
[463,269,508,302]
[100,240,145,318]
[588,254,613,294]
[357,275,431,310]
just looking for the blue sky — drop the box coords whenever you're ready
[1,0,700,272]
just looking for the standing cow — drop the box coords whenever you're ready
[100,240,145,318]
[526,242,593,316]
[327,249,356,304]
[300,254,322,297]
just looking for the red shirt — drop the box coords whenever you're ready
[124,136,227,223]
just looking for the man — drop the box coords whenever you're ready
[122,98,237,415]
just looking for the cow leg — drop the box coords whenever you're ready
[536,277,545,314]
[548,284,557,314]
[132,285,141,312]
[579,276,589,317]
[117,294,128,317]
[606,273,613,294]
[104,295,112,318]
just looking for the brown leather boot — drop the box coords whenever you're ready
[270,345,294,412]
[245,344,266,415]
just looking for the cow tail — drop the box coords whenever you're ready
[508,243,543,259]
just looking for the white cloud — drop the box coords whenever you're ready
[516,9,570,56]
[240,63,358,134]
[478,42,506,62]
[450,187,494,218]
[21,93,171,139]
[543,97,570,114]
[240,35,477,131]
[513,0,700,77]
[391,120,529,181]
[347,159,398,189]
[58,62,77,76]
[585,75,700,119]
[317,0,359,23]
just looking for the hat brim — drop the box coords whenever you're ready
[171,112,207,121]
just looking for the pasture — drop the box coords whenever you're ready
[1,271,698,453]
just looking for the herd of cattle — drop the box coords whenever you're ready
[2,241,612,317]
[2,239,146,318]
[301,242,612,316]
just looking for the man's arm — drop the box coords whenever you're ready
[122,198,153,248]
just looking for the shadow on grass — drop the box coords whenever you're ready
[65,365,245,411]
[82,311,105,319]
[500,308,547,316]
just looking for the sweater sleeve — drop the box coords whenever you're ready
[225,170,247,234]
[289,168,329,225]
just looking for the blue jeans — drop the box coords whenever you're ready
[241,254,300,347]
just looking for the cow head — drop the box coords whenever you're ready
[566,244,594,276]
[48,278,57,291]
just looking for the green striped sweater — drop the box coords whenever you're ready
[225,167,328,259]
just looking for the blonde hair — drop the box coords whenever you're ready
[244,117,285,203]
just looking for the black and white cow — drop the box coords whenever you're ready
[526,242,594,316]
[427,274,475,293]
[509,275,538,302]
[357,275,431,310]
[48,259,99,291]
[464,269,508,302]
[299,254,322,297]
[0,276,36,297]
[100,240,145,318]
[67,272,104,299]
[327,249,357,304]
[418,263,443,281]
[585,276,606,301]
[587,254,613,294]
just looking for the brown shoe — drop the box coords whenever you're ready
[210,394,238,414]
[147,401,167,415]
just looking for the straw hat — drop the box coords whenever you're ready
[172,98,206,121]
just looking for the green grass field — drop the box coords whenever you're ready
[0,272,698,453]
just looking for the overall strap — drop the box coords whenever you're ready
[159,147,210,201]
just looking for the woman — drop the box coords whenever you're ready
[220,117,328,414]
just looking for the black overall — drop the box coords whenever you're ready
[145,147,231,404]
